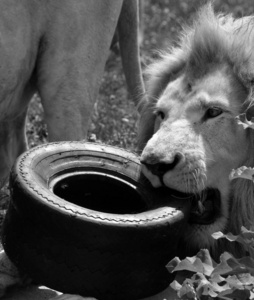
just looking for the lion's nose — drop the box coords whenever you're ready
[141,153,183,176]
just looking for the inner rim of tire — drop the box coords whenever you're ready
[51,171,149,214]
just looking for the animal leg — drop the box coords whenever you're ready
[0,110,27,187]
[36,0,123,141]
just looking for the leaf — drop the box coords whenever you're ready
[167,256,202,274]
[177,279,197,299]
[212,227,254,246]
[212,227,254,258]
[166,257,181,273]
[170,280,182,291]
[225,275,247,289]
[229,166,254,182]
[236,113,254,129]
[211,273,227,283]
[176,257,204,273]
[250,289,254,299]
[236,257,254,274]
[212,231,236,242]
[218,288,251,300]
[208,280,230,293]
[212,252,254,277]
[212,252,235,276]
[197,283,219,298]
[166,249,215,276]
[241,227,254,243]
[192,273,219,297]
[225,273,254,287]
[237,273,254,285]
[196,249,213,265]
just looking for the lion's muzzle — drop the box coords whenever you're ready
[140,124,207,192]
[140,153,182,177]
[140,143,187,189]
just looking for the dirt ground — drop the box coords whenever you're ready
[1,0,254,246]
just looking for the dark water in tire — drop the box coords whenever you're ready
[53,173,148,214]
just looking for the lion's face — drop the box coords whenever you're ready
[140,65,249,251]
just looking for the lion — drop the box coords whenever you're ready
[2,3,254,300]
[138,2,254,261]
[0,0,144,187]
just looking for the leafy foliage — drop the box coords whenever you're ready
[168,228,254,300]
[230,166,254,182]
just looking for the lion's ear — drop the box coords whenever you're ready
[145,48,186,101]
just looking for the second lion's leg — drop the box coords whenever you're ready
[0,109,28,187]
[37,0,123,142]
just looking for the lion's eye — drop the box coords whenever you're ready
[156,111,165,120]
[206,107,223,119]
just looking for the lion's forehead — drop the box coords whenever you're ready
[157,67,241,118]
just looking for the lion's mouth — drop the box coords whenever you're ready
[170,188,221,225]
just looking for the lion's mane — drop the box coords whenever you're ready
[138,2,254,258]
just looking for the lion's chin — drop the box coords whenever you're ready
[169,188,221,225]
[189,189,221,225]
[142,164,222,226]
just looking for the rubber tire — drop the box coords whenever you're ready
[2,142,190,300]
